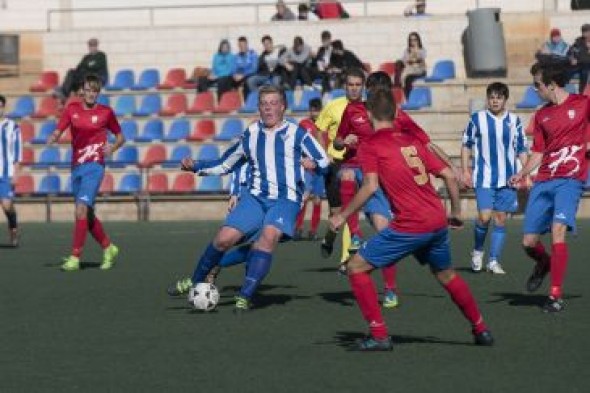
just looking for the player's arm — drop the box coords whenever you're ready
[436,167,463,228]
[12,125,22,184]
[301,133,330,175]
[330,172,378,231]
[460,118,477,188]
[182,139,245,176]
[428,142,455,170]
[105,111,125,157]
[510,115,543,186]
[48,107,70,145]
[332,110,353,151]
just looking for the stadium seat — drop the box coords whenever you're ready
[120,120,139,141]
[135,119,164,142]
[215,118,243,141]
[239,91,259,113]
[197,144,220,161]
[171,172,196,192]
[378,62,396,77]
[163,118,190,141]
[31,96,59,119]
[99,173,115,194]
[197,176,223,193]
[564,84,577,94]
[213,90,241,113]
[14,175,34,195]
[36,174,61,194]
[7,96,35,118]
[158,68,186,89]
[392,87,406,106]
[31,120,57,144]
[188,119,216,141]
[159,93,187,116]
[114,95,136,117]
[187,91,215,114]
[117,173,142,193]
[58,148,72,168]
[329,88,346,99]
[424,60,456,82]
[29,71,59,93]
[131,68,160,90]
[163,145,192,168]
[147,172,169,193]
[63,175,72,194]
[97,95,110,106]
[184,67,210,89]
[19,121,34,143]
[292,90,322,112]
[515,86,544,109]
[400,87,432,110]
[134,94,162,116]
[33,146,61,169]
[21,147,34,165]
[286,90,296,109]
[140,144,167,167]
[108,145,138,168]
[105,69,135,91]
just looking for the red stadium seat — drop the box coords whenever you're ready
[31,96,60,119]
[140,144,167,167]
[378,62,396,77]
[315,2,346,19]
[187,91,215,114]
[159,93,188,116]
[158,68,187,89]
[188,119,216,141]
[21,147,34,165]
[147,172,169,193]
[29,71,59,93]
[99,173,114,193]
[392,87,406,106]
[14,175,34,194]
[183,67,210,89]
[172,172,195,192]
[19,121,35,143]
[213,90,241,113]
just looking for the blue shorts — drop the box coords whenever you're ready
[342,167,392,220]
[304,171,325,197]
[0,178,14,200]
[224,192,301,240]
[523,178,584,234]
[71,163,104,207]
[359,227,452,271]
[475,187,518,213]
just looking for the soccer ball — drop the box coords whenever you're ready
[188,283,220,311]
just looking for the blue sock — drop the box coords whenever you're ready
[473,222,489,252]
[191,243,224,283]
[219,244,251,268]
[489,225,506,261]
[239,249,273,299]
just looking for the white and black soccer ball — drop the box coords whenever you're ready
[188,283,220,311]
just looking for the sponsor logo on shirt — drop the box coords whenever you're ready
[555,212,566,220]
[353,116,366,124]
[276,217,284,225]
[73,113,80,119]
[541,117,550,123]
[91,115,98,124]
[79,195,89,202]
[567,110,575,120]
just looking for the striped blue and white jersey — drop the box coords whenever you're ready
[196,119,329,203]
[462,110,528,188]
[229,160,250,196]
[0,118,22,179]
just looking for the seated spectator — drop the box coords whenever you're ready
[404,0,428,17]
[271,0,296,21]
[234,36,259,99]
[197,39,236,99]
[326,40,364,89]
[283,36,314,90]
[55,38,108,102]
[397,32,427,97]
[312,30,333,92]
[569,23,590,93]
[315,0,349,19]
[246,35,287,94]
[298,3,319,20]
[536,28,570,66]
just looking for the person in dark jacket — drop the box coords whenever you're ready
[568,23,590,93]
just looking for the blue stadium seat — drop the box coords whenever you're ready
[515,86,544,109]
[97,95,110,106]
[114,95,136,117]
[215,118,243,141]
[400,87,432,110]
[134,94,162,116]
[57,148,72,169]
[135,119,164,142]
[117,173,142,193]
[565,83,577,94]
[105,69,135,91]
[36,174,61,194]
[238,91,259,113]
[424,60,456,82]
[120,120,139,141]
[131,69,160,90]
[163,118,190,142]
[329,88,346,99]
[7,96,35,118]
[292,90,322,112]
[31,120,57,144]
[33,146,61,169]
[197,176,223,193]
[64,175,72,194]
[197,144,220,161]
[108,145,138,168]
[286,90,296,109]
[163,145,192,168]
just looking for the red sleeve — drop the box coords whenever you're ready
[107,108,121,134]
[531,111,545,153]
[336,107,351,140]
[57,104,72,131]
[397,111,430,144]
[419,142,447,175]
[358,137,379,174]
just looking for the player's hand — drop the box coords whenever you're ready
[343,134,358,146]
[47,131,60,145]
[329,213,346,232]
[227,195,238,212]
[525,175,533,189]
[181,157,196,172]
[508,173,523,188]
[103,144,114,157]
[461,169,473,189]
[301,157,317,171]
[448,216,464,230]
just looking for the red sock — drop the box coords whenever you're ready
[381,265,397,292]
[89,216,111,249]
[295,201,307,231]
[348,271,388,339]
[340,180,361,236]
[525,241,551,268]
[310,202,321,233]
[71,218,88,258]
[550,243,568,299]
[443,275,487,334]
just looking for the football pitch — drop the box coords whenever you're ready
[1,220,589,393]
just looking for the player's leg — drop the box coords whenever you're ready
[472,188,494,272]
[487,187,518,274]
[339,168,362,248]
[294,190,310,241]
[1,197,18,247]
[309,195,322,240]
[321,161,342,258]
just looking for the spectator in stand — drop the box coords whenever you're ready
[197,39,236,99]
[398,32,427,98]
[271,0,296,21]
[55,38,108,102]
[315,0,349,19]
[283,36,314,90]
[234,36,259,99]
[536,28,570,66]
[298,3,319,20]
[569,23,590,93]
[246,35,287,94]
[327,40,364,89]
[404,0,428,17]
[312,30,333,92]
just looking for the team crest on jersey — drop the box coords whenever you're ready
[91,115,98,124]
[280,133,289,141]
[73,113,79,119]
[568,110,575,119]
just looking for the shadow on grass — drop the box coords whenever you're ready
[42,261,101,269]
[302,267,340,273]
[0,244,18,249]
[318,290,444,307]
[488,292,582,307]
[321,331,472,350]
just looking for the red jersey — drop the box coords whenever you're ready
[57,102,121,167]
[337,102,431,167]
[358,127,447,233]
[299,118,320,138]
[532,94,590,182]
